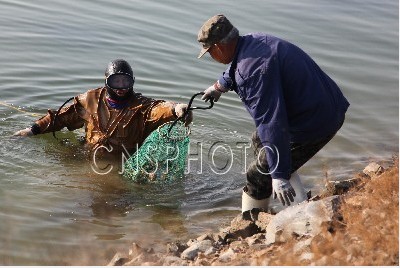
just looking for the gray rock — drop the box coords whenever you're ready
[181,244,200,260]
[363,162,384,177]
[180,239,215,260]
[197,239,213,252]
[218,248,235,262]
[181,239,216,260]
[204,246,217,256]
[265,195,341,245]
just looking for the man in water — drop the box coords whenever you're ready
[14,59,192,155]
[196,15,349,216]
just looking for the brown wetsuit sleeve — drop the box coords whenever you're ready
[33,97,85,134]
[142,101,177,138]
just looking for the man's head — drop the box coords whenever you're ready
[197,14,239,60]
[105,59,135,101]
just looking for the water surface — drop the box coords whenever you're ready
[0,0,398,265]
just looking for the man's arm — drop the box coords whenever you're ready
[14,98,85,136]
[142,100,192,138]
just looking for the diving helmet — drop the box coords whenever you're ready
[105,59,135,101]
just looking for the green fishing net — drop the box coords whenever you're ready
[123,121,190,183]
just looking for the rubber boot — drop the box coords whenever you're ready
[241,188,269,213]
[290,172,308,204]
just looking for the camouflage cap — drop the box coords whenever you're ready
[197,14,234,58]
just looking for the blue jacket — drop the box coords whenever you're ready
[218,33,349,180]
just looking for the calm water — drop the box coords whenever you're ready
[0,0,398,265]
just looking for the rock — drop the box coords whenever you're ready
[246,233,265,246]
[265,195,342,245]
[166,241,187,256]
[212,233,225,245]
[218,248,235,262]
[196,233,213,242]
[107,253,129,266]
[255,212,274,231]
[194,255,211,266]
[180,239,215,260]
[363,162,384,177]
[325,177,361,195]
[204,246,217,256]
[162,255,185,266]
[166,242,179,255]
[222,214,260,241]
[197,239,214,252]
[229,240,248,251]
[186,238,197,247]
[181,244,200,260]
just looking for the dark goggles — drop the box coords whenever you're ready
[106,74,134,90]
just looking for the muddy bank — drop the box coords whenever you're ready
[108,158,399,266]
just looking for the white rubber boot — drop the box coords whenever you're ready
[290,172,308,204]
[241,189,269,213]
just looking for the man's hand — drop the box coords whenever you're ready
[272,177,296,206]
[174,104,193,126]
[13,128,34,137]
[201,84,222,102]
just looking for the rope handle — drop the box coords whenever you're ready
[186,92,214,111]
[52,97,75,140]
[168,92,214,133]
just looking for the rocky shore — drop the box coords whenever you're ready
[108,159,399,266]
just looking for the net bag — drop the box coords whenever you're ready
[123,121,190,183]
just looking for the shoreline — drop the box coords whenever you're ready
[108,158,399,266]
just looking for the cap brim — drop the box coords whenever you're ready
[197,47,211,59]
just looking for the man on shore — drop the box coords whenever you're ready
[196,15,349,216]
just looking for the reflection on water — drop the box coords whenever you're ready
[148,205,189,237]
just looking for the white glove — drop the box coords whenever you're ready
[201,84,222,102]
[13,127,34,137]
[272,177,296,206]
[174,104,193,126]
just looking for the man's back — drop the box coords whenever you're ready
[233,33,350,142]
